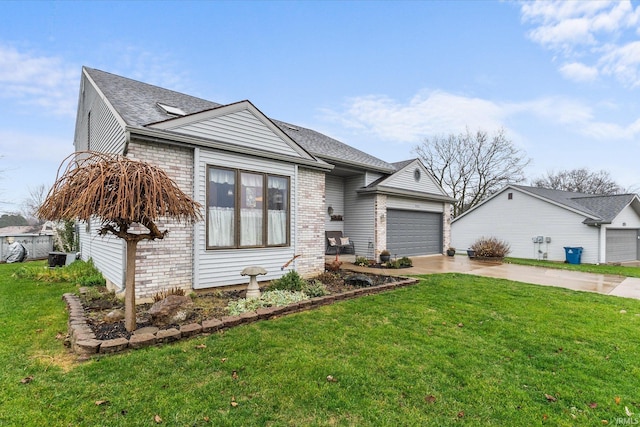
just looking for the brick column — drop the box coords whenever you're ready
[296,168,325,277]
[442,202,452,254]
[374,194,387,258]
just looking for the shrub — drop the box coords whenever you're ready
[13,258,105,286]
[354,256,370,267]
[226,290,309,315]
[398,256,412,267]
[470,236,511,258]
[265,270,307,292]
[380,249,390,256]
[302,280,330,298]
[385,256,413,269]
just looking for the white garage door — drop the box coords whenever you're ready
[387,209,442,257]
[606,229,639,262]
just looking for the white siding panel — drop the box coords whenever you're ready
[451,189,600,264]
[384,165,443,195]
[74,76,126,154]
[78,219,125,289]
[172,110,301,157]
[194,149,297,288]
[325,175,344,232]
[610,205,640,228]
[344,175,374,258]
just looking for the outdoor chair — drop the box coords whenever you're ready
[325,231,355,255]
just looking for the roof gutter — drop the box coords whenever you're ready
[583,218,609,226]
[127,126,334,172]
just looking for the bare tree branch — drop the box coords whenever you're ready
[531,168,622,195]
[413,128,530,217]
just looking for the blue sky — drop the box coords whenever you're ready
[1,0,640,213]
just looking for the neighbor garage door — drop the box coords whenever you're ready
[387,209,442,256]
[606,229,639,262]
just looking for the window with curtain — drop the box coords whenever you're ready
[240,172,263,246]
[207,166,290,249]
[268,176,288,245]
[207,168,235,247]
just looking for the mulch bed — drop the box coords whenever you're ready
[80,270,402,341]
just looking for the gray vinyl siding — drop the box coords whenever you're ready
[78,219,125,289]
[343,175,375,258]
[325,175,345,232]
[365,171,384,186]
[383,163,443,195]
[169,110,301,158]
[74,75,126,154]
[194,149,297,288]
[451,189,600,264]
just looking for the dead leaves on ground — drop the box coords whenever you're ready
[20,376,33,384]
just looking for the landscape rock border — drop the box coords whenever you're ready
[63,275,418,359]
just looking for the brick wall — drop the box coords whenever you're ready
[442,202,452,253]
[374,194,387,258]
[295,167,325,277]
[126,141,195,299]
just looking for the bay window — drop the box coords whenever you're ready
[207,166,289,249]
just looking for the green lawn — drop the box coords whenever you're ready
[505,257,640,278]
[1,262,640,426]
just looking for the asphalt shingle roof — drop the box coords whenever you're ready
[512,185,636,223]
[272,119,395,172]
[85,67,395,172]
[85,67,221,127]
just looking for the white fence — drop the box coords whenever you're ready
[0,235,54,262]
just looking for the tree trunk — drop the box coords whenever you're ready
[124,239,138,332]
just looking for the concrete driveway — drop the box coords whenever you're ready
[339,254,640,300]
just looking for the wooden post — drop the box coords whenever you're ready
[124,239,138,332]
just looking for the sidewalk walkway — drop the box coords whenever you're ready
[333,254,640,300]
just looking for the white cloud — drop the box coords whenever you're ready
[559,62,599,82]
[599,41,640,88]
[322,91,505,143]
[0,45,78,117]
[322,90,640,147]
[520,0,640,87]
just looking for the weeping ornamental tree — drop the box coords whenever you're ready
[38,152,202,331]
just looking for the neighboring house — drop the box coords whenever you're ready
[74,67,454,298]
[451,184,640,264]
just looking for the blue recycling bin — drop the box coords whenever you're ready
[564,247,583,264]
